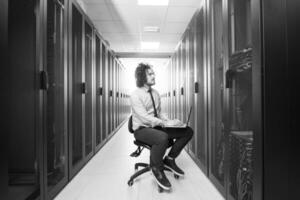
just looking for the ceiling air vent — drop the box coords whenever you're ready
[143,26,160,33]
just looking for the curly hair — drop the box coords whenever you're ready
[135,63,151,87]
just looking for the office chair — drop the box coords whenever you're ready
[127,116,179,192]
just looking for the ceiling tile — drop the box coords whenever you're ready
[138,6,167,22]
[83,0,106,4]
[115,21,139,34]
[159,34,182,42]
[169,0,201,7]
[108,5,139,21]
[94,21,121,33]
[166,7,197,22]
[105,0,136,5]
[85,4,113,20]
[121,35,139,41]
[102,33,124,41]
[140,33,161,42]
[109,43,124,52]
[162,22,187,34]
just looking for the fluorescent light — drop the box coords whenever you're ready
[143,26,160,33]
[141,42,160,49]
[138,0,169,6]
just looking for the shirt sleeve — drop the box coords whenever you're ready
[130,93,163,127]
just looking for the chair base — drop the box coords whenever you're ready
[127,162,180,192]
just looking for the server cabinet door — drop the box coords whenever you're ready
[45,0,68,198]
[107,52,112,133]
[109,56,112,132]
[112,59,116,130]
[84,21,93,157]
[188,20,197,155]
[95,35,102,147]
[70,4,84,174]
[181,40,186,122]
[171,58,175,119]
[101,43,107,141]
[174,54,179,118]
[226,0,253,199]
[209,0,226,193]
[110,55,114,132]
[8,1,41,199]
[195,9,208,170]
[116,64,120,125]
[177,48,182,120]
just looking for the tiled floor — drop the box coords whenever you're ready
[55,124,224,200]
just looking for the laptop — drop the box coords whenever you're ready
[165,106,192,128]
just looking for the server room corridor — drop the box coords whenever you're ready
[1,0,297,200]
[54,123,223,200]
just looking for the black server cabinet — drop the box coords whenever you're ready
[69,2,84,176]
[116,63,120,126]
[170,59,172,119]
[95,34,102,148]
[223,0,254,199]
[188,18,197,156]
[171,58,175,119]
[180,39,186,123]
[176,49,181,120]
[69,2,94,177]
[194,8,208,172]
[45,0,68,198]
[120,68,123,122]
[209,0,226,194]
[111,57,115,130]
[110,54,113,133]
[1,0,9,197]
[83,20,93,157]
[101,43,107,141]
[174,54,179,118]
[7,1,43,199]
[107,51,111,134]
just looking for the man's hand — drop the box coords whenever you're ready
[173,119,184,126]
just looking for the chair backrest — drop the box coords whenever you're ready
[128,115,134,133]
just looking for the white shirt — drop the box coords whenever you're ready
[130,86,169,131]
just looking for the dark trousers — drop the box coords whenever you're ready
[134,126,193,169]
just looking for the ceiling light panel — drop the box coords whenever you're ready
[143,26,160,33]
[138,0,169,6]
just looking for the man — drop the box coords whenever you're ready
[130,63,193,191]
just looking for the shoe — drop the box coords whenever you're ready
[163,157,184,177]
[151,166,171,190]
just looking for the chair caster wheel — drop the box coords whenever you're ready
[128,180,133,186]
[174,174,179,179]
[158,186,164,193]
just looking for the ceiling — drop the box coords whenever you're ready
[80,0,202,57]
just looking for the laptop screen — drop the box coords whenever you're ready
[186,106,192,126]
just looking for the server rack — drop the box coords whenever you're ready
[7,1,44,199]
[101,42,107,142]
[44,0,68,198]
[181,38,187,123]
[83,19,94,158]
[95,33,102,148]
[69,1,85,178]
[112,60,116,130]
[209,0,226,194]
